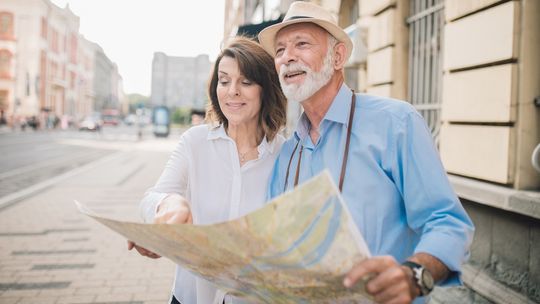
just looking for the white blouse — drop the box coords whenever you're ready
[140,124,284,304]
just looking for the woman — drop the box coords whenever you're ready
[129,36,287,304]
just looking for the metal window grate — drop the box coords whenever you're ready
[407,0,444,145]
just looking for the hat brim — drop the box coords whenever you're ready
[258,18,353,61]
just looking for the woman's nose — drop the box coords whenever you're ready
[228,83,240,97]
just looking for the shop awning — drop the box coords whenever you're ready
[237,16,283,40]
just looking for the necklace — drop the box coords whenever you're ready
[239,146,258,163]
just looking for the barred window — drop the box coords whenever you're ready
[407,0,444,144]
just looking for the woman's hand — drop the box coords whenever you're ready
[154,193,193,224]
[127,240,161,259]
[127,194,192,259]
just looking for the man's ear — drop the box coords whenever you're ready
[333,42,347,70]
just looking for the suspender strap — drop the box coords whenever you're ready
[284,90,356,192]
[294,146,304,187]
[283,140,300,193]
[339,93,356,192]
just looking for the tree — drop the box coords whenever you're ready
[126,93,150,113]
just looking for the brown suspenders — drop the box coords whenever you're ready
[284,91,356,193]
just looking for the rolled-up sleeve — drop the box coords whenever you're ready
[394,111,475,286]
[140,133,191,223]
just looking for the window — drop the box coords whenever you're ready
[0,49,12,78]
[339,0,360,91]
[0,90,7,110]
[70,71,76,89]
[0,12,14,40]
[69,33,77,63]
[51,29,58,53]
[50,61,57,78]
[41,17,47,39]
[407,0,444,144]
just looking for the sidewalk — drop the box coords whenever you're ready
[0,125,15,134]
[0,139,179,304]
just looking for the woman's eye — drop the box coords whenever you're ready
[242,80,253,85]
[218,79,229,85]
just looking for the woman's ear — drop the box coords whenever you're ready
[333,42,347,70]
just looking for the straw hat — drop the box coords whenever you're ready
[258,1,353,60]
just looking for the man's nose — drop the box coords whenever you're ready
[281,46,298,64]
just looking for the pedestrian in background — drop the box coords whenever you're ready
[128,36,287,304]
[259,2,474,304]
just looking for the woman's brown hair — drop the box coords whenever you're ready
[206,36,287,141]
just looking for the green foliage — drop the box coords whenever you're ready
[126,94,150,113]
[172,107,191,125]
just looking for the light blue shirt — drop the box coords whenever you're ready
[268,84,474,300]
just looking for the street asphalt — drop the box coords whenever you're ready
[0,133,180,304]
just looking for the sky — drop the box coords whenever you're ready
[50,0,225,96]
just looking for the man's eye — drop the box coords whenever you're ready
[298,41,309,47]
[275,48,284,56]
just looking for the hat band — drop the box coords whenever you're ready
[284,15,312,21]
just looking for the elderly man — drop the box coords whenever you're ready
[259,2,474,304]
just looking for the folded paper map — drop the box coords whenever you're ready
[76,170,373,303]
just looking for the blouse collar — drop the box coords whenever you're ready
[207,124,277,154]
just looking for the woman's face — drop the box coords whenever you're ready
[216,56,262,128]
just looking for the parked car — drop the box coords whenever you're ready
[124,114,137,126]
[79,114,103,131]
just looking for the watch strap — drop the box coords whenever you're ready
[401,261,433,296]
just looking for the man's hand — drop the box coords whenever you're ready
[344,256,417,304]
[154,193,193,224]
[127,240,161,259]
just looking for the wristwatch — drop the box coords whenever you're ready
[402,261,434,296]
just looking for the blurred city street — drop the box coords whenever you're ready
[0,125,186,304]
[0,0,538,302]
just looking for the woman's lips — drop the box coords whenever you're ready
[226,102,246,110]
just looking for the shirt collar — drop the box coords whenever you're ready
[206,123,228,140]
[324,83,353,124]
[294,83,353,141]
[207,123,277,154]
[259,135,276,154]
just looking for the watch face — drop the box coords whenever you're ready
[421,269,435,291]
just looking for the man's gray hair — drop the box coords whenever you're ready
[327,34,338,48]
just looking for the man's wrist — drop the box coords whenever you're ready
[401,264,421,298]
[401,261,435,296]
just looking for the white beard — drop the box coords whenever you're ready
[278,47,335,103]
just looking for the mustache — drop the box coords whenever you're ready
[279,62,312,78]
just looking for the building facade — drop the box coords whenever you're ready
[232,0,539,303]
[0,0,124,128]
[150,52,211,111]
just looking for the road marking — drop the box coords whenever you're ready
[0,282,71,290]
[31,264,95,270]
[0,228,90,236]
[12,249,96,255]
[0,151,127,211]
[0,150,109,179]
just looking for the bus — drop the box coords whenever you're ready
[101,109,120,126]
[152,106,170,137]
